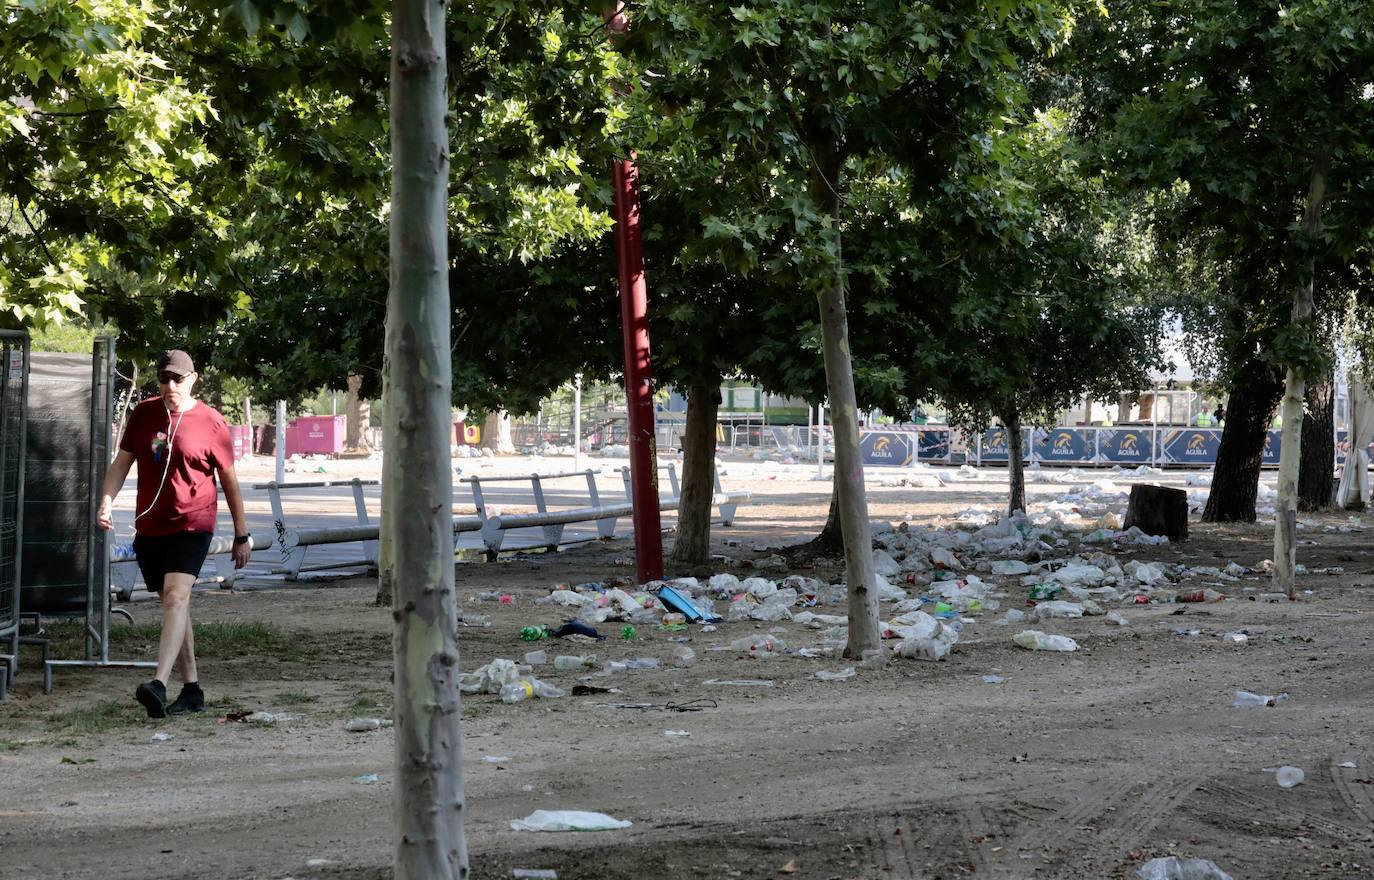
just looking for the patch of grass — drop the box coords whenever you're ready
[40,621,390,665]
[275,692,319,706]
[0,738,26,751]
[46,700,146,736]
[347,694,389,715]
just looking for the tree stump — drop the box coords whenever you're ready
[1123,484,1189,540]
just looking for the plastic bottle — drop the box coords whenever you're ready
[500,681,535,703]
[671,646,696,667]
[553,655,595,671]
[1178,588,1225,603]
[523,650,547,665]
[660,612,687,626]
[519,625,549,641]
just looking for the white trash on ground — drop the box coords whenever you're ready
[510,810,632,832]
[1013,630,1079,652]
[1033,600,1085,619]
[1233,690,1288,708]
[1270,765,1305,788]
[1136,856,1234,880]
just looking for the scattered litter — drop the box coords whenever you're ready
[150,733,173,743]
[524,650,547,665]
[512,871,558,880]
[1233,690,1288,708]
[1269,765,1305,788]
[243,711,289,725]
[704,679,774,687]
[663,730,691,737]
[549,620,605,640]
[483,755,510,763]
[344,717,392,732]
[1105,611,1128,626]
[815,668,856,681]
[1339,761,1358,769]
[1013,630,1079,652]
[1136,856,1234,880]
[1172,628,1201,637]
[1219,631,1248,643]
[510,810,632,832]
[981,675,1004,684]
[353,774,380,784]
[306,859,335,868]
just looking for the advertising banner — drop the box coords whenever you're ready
[979,427,1031,463]
[1163,428,1222,465]
[1098,428,1154,464]
[916,429,951,462]
[859,431,914,467]
[1033,428,1095,464]
[1262,430,1282,466]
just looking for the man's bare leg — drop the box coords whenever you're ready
[176,605,198,684]
[154,573,196,684]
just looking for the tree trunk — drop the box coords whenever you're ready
[1274,153,1329,597]
[242,395,252,433]
[668,384,720,565]
[346,374,373,452]
[1202,358,1283,522]
[479,411,514,453]
[387,1,467,876]
[808,141,879,660]
[812,481,844,552]
[1297,371,1334,512]
[1005,411,1025,515]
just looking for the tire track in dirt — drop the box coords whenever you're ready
[1331,757,1374,829]
[1198,780,1369,840]
[863,804,996,879]
[978,762,1210,878]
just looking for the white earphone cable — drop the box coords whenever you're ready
[134,406,185,523]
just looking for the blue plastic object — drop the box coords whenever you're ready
[657,585,721,623]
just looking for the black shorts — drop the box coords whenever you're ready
[133,532,213,593]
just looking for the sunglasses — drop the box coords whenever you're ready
[157,371,190,384]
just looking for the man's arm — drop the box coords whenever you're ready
[218,463,252,569]
[96,449,136,531]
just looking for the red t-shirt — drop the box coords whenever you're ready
[119,397,234,536]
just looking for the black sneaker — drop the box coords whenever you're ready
[136,679,168,719]
[167,683,205,716]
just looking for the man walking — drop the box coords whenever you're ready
[96,350,252,718]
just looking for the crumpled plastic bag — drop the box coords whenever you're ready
[876,576,907,602]
[510,810,632,832]
[1034,600,1085,619]
[1135,856,1233,880]
[929,547,962,570]
[741,577,777,598]
[707,573,741,597]
[893,612,958,661]
[543,589,594,607]
[1047,564,1107,586]
[459,658,520,694]
[872,549,902,577]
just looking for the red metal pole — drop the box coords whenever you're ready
[611,154,664,584]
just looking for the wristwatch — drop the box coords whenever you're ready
[234,533,252,545]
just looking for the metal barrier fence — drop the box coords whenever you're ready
[0,332,26,696]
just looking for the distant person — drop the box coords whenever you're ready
[1195,409,1213,427]
[1213,404,1225,426]
[96,350,252,718]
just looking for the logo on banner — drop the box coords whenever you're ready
[1181,432,1211,456]
[871,436,895,459]
[1120,433,1140,452]
[1053,432,1073,450]
[986,429,1007,451]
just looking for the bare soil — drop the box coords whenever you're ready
[2,462,1373,880]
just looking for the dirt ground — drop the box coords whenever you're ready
[2,461,1373,880]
